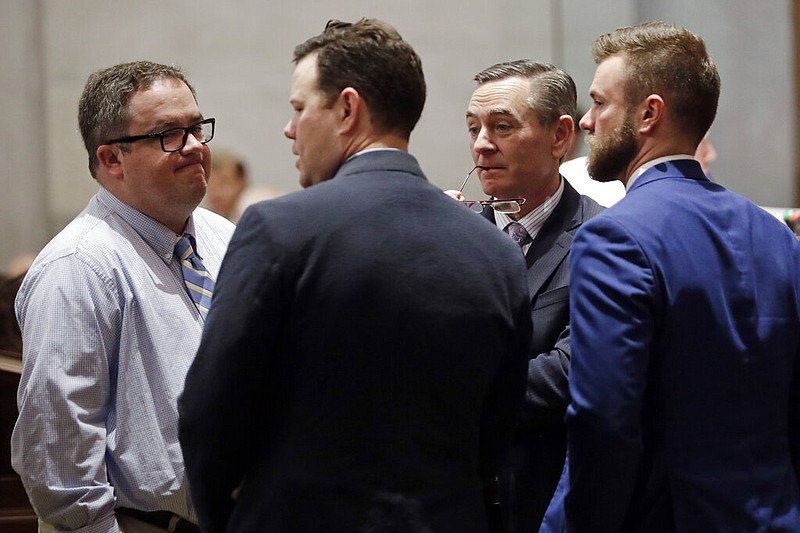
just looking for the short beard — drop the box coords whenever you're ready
[586,113,637,183]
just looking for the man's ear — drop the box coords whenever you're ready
[338,87,362,135]
[96,144,124,180]
[638,94,664,134]
[552,114,574,159]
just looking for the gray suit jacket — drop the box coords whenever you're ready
[484,178,603,532]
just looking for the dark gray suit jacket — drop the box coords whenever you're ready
[179,150,533,533]
[483,179,603,532]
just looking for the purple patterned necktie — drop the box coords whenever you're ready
[506,222,529,248]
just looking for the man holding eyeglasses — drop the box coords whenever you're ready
[460,60,604,533]
[11,61,234,533]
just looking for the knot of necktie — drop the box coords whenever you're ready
[506,222,529,248]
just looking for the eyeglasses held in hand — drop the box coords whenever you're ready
[457,165,527,214]
[461,198,527,214]
[106,118,215,153]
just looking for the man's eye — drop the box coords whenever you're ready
[467,127,479,137]
[161,129,183,141]
[496,124,512,133]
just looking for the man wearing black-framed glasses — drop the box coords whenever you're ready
[107,118,215,153]
[11,61,234,533]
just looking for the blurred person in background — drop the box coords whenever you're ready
[203,149,285,223]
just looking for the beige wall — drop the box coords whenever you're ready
[1,1,49,271]
[0,0,794,269]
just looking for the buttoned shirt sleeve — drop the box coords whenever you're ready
[13,251,123,533]
[11,193,233,533]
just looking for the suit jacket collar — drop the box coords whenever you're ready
[333,149,426,181]
[483,178,585,298]
[629,158,708,193]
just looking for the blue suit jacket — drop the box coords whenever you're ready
[544,159,800,532]
[179,151,533,533]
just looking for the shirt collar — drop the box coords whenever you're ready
[96,187,196,264]
[494,176,565,241]
[626,154,696,190]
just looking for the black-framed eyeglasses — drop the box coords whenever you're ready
[457,165,527,214]
[106,118,215,153]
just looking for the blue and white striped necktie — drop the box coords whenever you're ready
[175,233,216,320]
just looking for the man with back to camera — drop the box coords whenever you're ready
[541,21,800,532]
[178,19,533,533]
[11,61,234,532]
[455,60,603,532]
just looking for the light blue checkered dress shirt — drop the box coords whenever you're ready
[11,187,234,532]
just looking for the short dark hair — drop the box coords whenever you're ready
[78,61,196,178]
[474,60,577,128]
[591,21,720,145]
[292,18,426,139]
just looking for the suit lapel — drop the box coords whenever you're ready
[481,180,583,300]
[524,181,581,298]
[525,232,572,298]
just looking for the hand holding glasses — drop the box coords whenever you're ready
[453,166,526,214]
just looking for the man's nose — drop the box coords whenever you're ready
[284,119,295,140]
[473,129,496,153]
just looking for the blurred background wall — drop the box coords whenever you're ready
[0,0,795,269]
